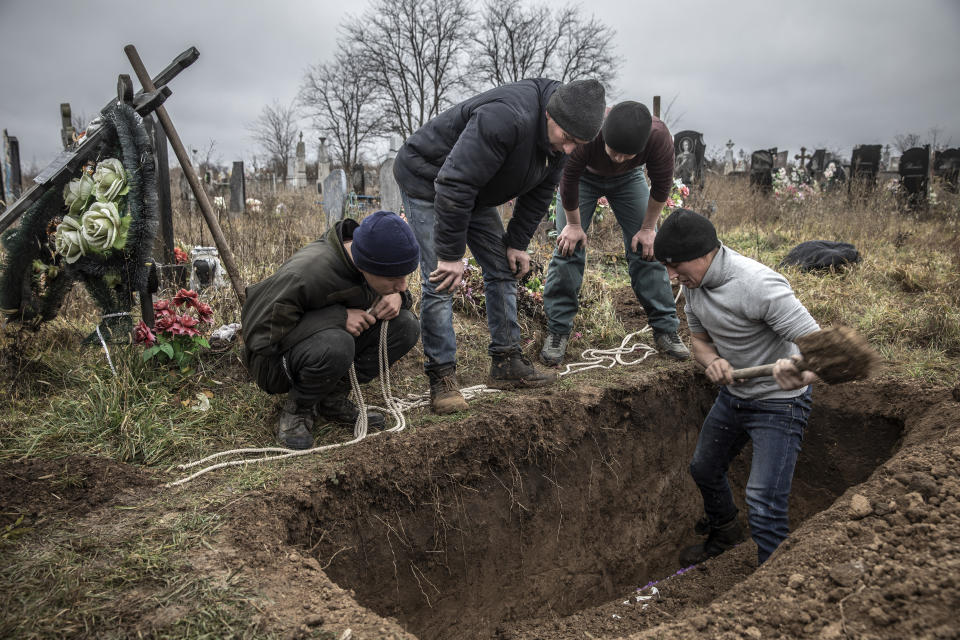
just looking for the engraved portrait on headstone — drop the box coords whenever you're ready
[934,148,959,193]
[673,130,706,186]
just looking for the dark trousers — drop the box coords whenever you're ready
[690,386,812,564]
[250,309,420,407]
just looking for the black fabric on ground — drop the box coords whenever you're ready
[780,240,861,271]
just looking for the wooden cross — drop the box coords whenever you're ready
[795,146,808,168]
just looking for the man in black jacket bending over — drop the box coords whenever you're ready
[242,211,421,449]
[393,78,606,414]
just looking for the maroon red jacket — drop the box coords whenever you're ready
[559,117,675,209]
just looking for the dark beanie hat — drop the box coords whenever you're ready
[602,101,653,155]
[546,79,606,142]
[351,210,420,277]
[654,209,720,263]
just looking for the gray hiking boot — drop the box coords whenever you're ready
[678,516,746,566]
[540,332,569,366]
[654,331,691,360]
[314,392,386,430]
[277,399,315,449]
[489,352,557,389]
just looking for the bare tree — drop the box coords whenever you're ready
[300,47,386,169]
[472,0,619,89]
[659,94,685,131]
[247,100,299,182]
[893,132,922,153]
[342,0,474,139]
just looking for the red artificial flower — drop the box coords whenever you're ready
[154,299,171,312]
[173,247,189,264]
[168,319,200,337]
[134,320,156,346]
[155,314,175,332]
[195,302,213,323]
[173,288,199,308]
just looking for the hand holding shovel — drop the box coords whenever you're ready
[731,326,880,385]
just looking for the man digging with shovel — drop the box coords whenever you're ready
[655,209,821,566]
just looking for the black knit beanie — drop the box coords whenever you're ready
[602,101,652,155]
[654,209,720,263]
[351,210,420,276]
[546,79,606,142]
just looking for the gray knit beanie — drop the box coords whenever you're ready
[602,101,653,155]
[546,79,606,142]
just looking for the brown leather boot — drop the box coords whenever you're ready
[488,352,557,389]
[428,366,469,414]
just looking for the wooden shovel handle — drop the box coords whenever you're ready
[730,364,776,380]
[731,359,808,381]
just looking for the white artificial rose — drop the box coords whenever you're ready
[93,158,129,202]
[54,215,88,264]
[80,201,129,253]
[63,174,94,216]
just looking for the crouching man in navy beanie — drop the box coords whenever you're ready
[242,211,421,449]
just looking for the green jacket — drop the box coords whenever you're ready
[242,220,383,361]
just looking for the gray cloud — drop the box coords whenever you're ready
[2,0,958,172]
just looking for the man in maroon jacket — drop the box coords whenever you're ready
[540,101,690,364]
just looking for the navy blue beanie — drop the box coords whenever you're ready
[351,210,420,276]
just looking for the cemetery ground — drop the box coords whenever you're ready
[1,177,960,640]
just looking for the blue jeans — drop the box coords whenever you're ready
[542,169,679,336]
[401,191,521,371]
[690,387,813,564]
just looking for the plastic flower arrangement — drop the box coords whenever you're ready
[772,167,817,205]
[665,178,690,212]
[54,158,131,264]
[135,288,214,368]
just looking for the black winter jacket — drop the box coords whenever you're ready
[393,78,566,261]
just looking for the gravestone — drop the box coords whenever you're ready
[673,130,706,186]
[888,156,900,172]
[379,157,402,215]
[934,148,960,193]
[899,146,930,209]
[322,169,348,225]
[2,129,22,204]
[351,163,365,195]
[60,103,76,150]
[293,132,307,189]
[881,144,891,170]
[849,144,882,190]
[807,149,827,178]
[774,150,789,170]
[229,161,245,214]
[723,140,735,175]
[316,137,330,194]
[750,148,776,193]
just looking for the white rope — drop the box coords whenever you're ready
[167,287,684,487]
[95,312,131,377]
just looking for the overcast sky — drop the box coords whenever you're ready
[2,0,958,173]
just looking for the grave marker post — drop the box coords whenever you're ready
[229,161,245,214]
[2,129,22,204]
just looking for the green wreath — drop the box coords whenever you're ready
[0,102,158,340]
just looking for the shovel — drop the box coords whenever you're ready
[731,326,880,384]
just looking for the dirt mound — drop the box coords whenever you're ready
[1,455,157,528]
